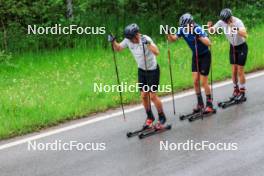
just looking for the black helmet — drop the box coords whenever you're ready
[179,13,193,27]
[220,8,232,22]
[124,23,139,39]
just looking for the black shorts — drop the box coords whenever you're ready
[230,42,248,66]
[138,65,160,92]
[192,51,211,76]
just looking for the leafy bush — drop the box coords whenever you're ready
[0,50,12,63]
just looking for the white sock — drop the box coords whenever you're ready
[239,83,246,89]
[233,83,238,88]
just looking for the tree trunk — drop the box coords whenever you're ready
[66,0,73,20]
[1,19,8,51]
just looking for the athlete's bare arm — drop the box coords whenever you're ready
[237,27,248,38]
[147,43,159,56]
[112,41,124,52]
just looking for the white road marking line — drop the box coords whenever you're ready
[0,71,264,150]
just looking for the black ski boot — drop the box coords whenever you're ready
[193,103,204,113]
[194,93,204,113]
[204,95,215,114]
[155,112,167,130]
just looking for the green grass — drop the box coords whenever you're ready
[0,24,263,139]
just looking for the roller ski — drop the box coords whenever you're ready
[138,114,171,139]
[126,118,154,138]
[218,86,238,108]
[218,94,247,109]
[180,100,216,122]
[179,111,200,121]
[179,105,203,121]
[188,106,217,122]
[218,87,247,109]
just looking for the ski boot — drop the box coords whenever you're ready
[230,85,240,100]
[142,117,154,130]
[235,88,247,103]
[204,99,215,114]
[155,113,167,130]
[193,103,204,113]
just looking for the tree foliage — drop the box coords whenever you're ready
[0,0,263,52]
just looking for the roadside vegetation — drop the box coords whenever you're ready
[0,24,263,139]
[0,0,263,139]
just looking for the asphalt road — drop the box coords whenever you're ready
[1,72,264,176]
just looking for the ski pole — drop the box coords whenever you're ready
[209,44,214,101]
[142,39,152,112]
[232,33,238,85]
[194,36,203,119]
[110,41,126,121]
[167,39,176,115]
